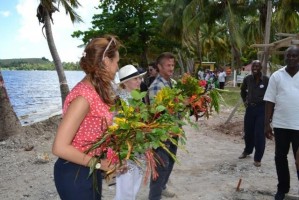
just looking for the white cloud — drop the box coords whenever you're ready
[15,0,99,62]
[0,10,10,17]
[16,0,44,43]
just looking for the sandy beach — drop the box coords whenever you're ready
[0,106,298,200]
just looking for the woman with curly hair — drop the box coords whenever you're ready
[52,35,124,200]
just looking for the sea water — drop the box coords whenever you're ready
[2,70,85,125]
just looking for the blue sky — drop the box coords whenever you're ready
[0,0,99,62]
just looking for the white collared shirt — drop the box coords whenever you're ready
[264,66,299,130]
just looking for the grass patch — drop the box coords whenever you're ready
[217,87,240,106]
[216,86,245,113]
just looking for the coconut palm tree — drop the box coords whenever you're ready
[36,0,82,105]
[160,0,196,73]
[162,0,245,69]
[181,0,206,67]
[198,23,228,62]
[242,16,264,45]
[272,0,299,33]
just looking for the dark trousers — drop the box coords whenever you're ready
[219,82,225,89]
[149,142,178,200]
[243,104,266,162]
[274,128,299,193]
[54,158,102,200]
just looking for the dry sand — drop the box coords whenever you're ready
[1,106,298,200]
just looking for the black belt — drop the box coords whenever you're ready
[248,102,264,107]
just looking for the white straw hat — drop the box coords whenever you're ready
[118,65,146,84]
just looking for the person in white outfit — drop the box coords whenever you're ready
[114,64,146,200]
[197,69,204,80]
[218,68,226,89]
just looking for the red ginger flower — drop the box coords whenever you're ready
[199,80,207,87]
[107,147,119,164]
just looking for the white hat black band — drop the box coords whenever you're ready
[119,72,140,82]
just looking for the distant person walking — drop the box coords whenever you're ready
[264,45,299,200]
[239,60,269,168]
[218,68,226,89]
[197,68,204,80]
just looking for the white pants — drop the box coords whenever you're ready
[114,161,143,200]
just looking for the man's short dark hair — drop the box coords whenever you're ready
[156,52,175,65]
[149,61,157,70]
[149,61,158,72]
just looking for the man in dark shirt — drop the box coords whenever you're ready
[146,62,159,87]
[239,60,269,167]
[140,62,159,104]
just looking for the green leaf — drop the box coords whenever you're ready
[160,134,169,141]
[143,142,150,149]
[136,131,144,142]
[170,126,182,134]
[156,105,166,112]
[119,123,130,130]
[119,151,128,159]
[131,90,146,100]
[152,140,161,149]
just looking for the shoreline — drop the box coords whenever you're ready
[20,111,62,126]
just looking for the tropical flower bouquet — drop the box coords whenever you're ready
[86,90,185,182]
[175,73,220,121]
[86,73,220,183]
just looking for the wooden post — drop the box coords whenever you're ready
[262,0,272,75]
[236,178,242,191]
[225,98,243,124]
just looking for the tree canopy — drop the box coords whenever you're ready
[72,0,180,68]
[73,0,299,71]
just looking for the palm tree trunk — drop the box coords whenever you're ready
[186,58,195,75]
[225,1,243,70]
[231,45,242,69]
[0,71,22,140]
[177,51,185,75]
[262,0,272,75]
[44,10,69,106]
[196,30,203,71]
[140,46,148,69]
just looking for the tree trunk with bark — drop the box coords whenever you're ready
[44,9,69,106]
[196,30,203,71]
[0,71,22,140]
[177,51,185,75]
[140,46,148,69]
